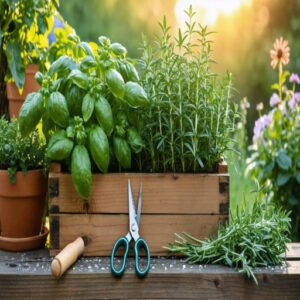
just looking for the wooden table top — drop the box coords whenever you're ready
[0,244,300,299]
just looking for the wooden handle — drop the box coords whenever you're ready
[51,237,85,278]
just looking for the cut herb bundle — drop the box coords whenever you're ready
[166,202,291,284]
[139,6,238,172]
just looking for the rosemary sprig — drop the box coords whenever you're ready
[166,202,291,284]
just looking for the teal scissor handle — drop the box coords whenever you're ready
[111,236,129,277]
[134,237,151,278]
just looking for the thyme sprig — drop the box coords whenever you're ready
[166,202,291,284]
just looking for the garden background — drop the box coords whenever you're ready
[59,0,300,210]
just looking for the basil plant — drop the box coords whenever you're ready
[19,36,148,199]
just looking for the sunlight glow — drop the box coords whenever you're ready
[175,0,252,26]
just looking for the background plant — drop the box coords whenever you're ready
[247,38,300,240]
[139,7,238,173]
[18,36,148,199]
[166,201,291,284]
[0,117,46,183]
[0,0,60,116]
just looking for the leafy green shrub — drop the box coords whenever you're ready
[0,117,46,183]
[19,36,148,199]
[247,38,300,240]
[166,202,291,284]
[139,7,238,172]
[0,0,60,89]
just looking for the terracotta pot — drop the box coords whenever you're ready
[0,169,47,238]
[6,64,40,118]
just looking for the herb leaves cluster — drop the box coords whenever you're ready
[166,202,291,284]
[139,7,238,172]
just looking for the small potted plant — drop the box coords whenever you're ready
[0,0,60,117]
[0,117,48,251]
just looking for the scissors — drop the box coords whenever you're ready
[110,179,151,278]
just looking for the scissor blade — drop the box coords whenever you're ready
[136,183,142,225]
[128,179,139,240]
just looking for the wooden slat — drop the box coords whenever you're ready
[49,172,229,214]
[286,243,300,260]
[50,214,227,256]
[1,249,300,299]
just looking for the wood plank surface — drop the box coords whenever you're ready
[49,172,229,214]
[50,214,227,256]
[1,249,300,299]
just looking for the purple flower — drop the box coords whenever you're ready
[279,103,288,116]
[270,93,280,107]
[288,97,296,111]
[253,114,272,143]
[294,92,300,103]
[289,73,300,84]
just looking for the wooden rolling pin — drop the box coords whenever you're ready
[51,237,87,278]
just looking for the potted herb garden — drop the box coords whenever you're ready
[19,9,237,256]
[0,0,60,117]
[0,118,47,251]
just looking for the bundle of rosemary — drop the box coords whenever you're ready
[166,202,291,284]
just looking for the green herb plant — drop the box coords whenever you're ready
[166,202,291,284]
[139,6,238,172]
[18,36,148,199]
[0,117,46,183]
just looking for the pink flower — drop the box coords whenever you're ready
[288,97,296,111]
[290,73,300,84]
[270,93,280,107]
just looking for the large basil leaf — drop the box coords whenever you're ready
[19,92,44,137]
[68,69,89,90]
[113,136,131,169]
[6,40,25,89]
[48,130,74,160]
[88,126,109,173]
[105,69,125,98]
[124,82,149,107]
[47,92,70,128]
[94,96,113,135]
[48,55,77,77]
[110,43,127,56]
[71,145,92,199]
[82,93,95,122]
[127,128,144,154]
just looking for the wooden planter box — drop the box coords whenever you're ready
[49,163,229,256]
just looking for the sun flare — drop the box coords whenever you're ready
[175,0,252,26]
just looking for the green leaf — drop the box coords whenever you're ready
[49,55,77,77]
[6,40,25,89]
[37,15,48,34]
[105,69,125,98]
[124,82,149,107]
[82,93,95,122]
[19,92,44,136]
[48,131,74,160]
[68,69,89,90]
[127,128,144,154]
[297,156,300,168]
[276,172,291,186]
[296,171,300,184]
[79,42,94,57]
[71,145,92,199]
[0,28,3,47]
[94,96,113,135]
[110,43,127,56]
[276,150,292,170]
[113,136,131,169]
[88,126,109,173]
[47,92,70,128]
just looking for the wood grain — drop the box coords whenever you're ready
[1,249,300,300]
[49,172,229,214]
[50,214,227,256]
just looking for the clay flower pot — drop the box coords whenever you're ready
[6,64,40,118]
[0,169,47,238]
